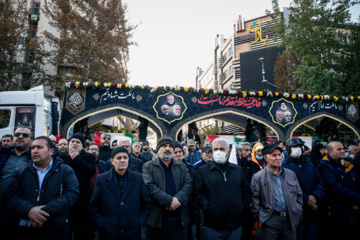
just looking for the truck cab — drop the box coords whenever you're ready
[0,86,60,138]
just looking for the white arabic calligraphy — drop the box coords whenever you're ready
[100,89,135,104]
[308,101,338,114]
[69,91,84,108]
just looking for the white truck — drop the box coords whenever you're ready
[0,85,60,138]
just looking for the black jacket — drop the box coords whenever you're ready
[194,161,251,231]
[237,157,261,184]
[5,158,79,239]
[98,146,112,162]
[88,169,152,240]
[58,150,96,207]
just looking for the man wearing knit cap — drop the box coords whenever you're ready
[88,147,152,240]
[143,136,192,240]
[58,132,96,240]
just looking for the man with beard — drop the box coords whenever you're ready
[0,127,32,232]
[236,142,261,240]
[98,133,112,161]
[58,138,69,154]
[1,134,13,148]
[143,136,192,240]
[58,132,96,240]
[140,140,154,164]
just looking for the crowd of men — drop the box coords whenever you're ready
[0,127,360,240]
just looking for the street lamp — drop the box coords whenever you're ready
[258,57,281,90]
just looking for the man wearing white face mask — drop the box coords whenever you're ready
[194,138,251,240]
[282,138,325,240]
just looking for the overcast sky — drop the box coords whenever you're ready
[124,0,360,88]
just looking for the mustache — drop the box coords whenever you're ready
[164,150,172,154]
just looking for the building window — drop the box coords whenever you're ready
[0,110,11,128]
[34,3,40,15]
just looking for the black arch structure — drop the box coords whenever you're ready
[61,87,360,141]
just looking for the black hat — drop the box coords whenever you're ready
[111,147,130,158]
[157,136,175,152]
[70,132,85,146]
[142,140,150,146]
[202,146,212,153]
[174,141,183,151]
[285,138,302,152]
[262,144,283,155]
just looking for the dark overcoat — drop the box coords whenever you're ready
[88,168,152,240]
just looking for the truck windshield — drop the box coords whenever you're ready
[0,110,11,128]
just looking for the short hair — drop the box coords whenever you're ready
[34,136,54,149]
[212,138,229,152]
[101,133,111,139]
[236,142,251,152]
[89,141,98,147]
[2,134,13,141]
[112,140,117,144]
[118,136,132,146]
[348,145,357,151]
[161,105,168,110]
[15,126,32,138]
[133,141,141,146]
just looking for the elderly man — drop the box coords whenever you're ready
[1,134,13,148]
[347,144,359,161]
[99,133,112,161]
[5,136,79,239]
[107,137,143,173]
[143,136,192,240]
[131,141,146,163]
[250,144,303,240]
[194,146,212,169]
[194,138,251,240]
[58,132,96,240]
[88,147,152,240]
[318,141,360,239]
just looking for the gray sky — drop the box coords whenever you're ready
[124,0,360,88]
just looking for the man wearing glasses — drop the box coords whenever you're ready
[99,133,112,161]
[0,127,33,232]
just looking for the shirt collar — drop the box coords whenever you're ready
[33,159,53,172]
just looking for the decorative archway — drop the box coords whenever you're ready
[170,108,283,141]
[287,112,360,140]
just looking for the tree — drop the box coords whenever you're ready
[0,0,51,91]
[269,0,360,96]
[42,0,135,85]
[274,51,301,92]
